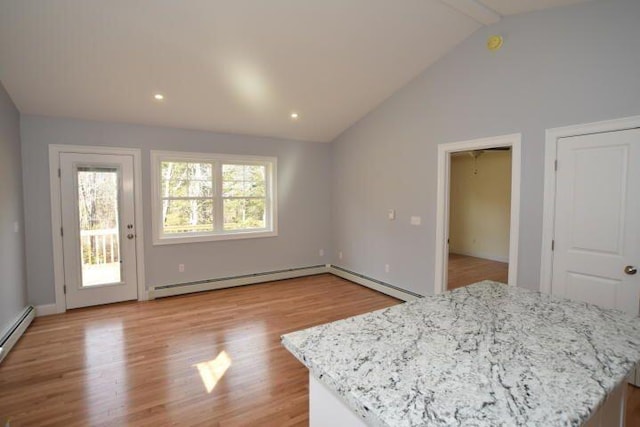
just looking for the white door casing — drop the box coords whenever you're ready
[551,129,640,316]
[434,133,521,294]
[540,116,640,295]
[49,145,147,314]
[60,153,138,309]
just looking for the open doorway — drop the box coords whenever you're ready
[447,148,510,290]
[434,133,520,294]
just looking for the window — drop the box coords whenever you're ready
[151,151,277,244]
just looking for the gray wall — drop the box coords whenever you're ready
[331,0,640,296]
[21,116,332,306]
[0,81,28,332]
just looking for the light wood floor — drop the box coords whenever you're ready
[448,253,509,290]
[1,274,638,426]
[0,275,398,426]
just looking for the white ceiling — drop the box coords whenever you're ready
[0,0,592,142]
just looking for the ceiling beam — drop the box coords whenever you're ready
[439,0,501,25]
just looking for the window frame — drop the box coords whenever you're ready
[151,150,277,245]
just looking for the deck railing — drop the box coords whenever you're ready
[80,228,119,265]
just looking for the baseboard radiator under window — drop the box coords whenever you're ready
[151,265,329,299]
[0,306,35,364]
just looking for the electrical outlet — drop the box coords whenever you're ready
[178,264,185,273]
[339,251,343,260]
[385,264,390,273]
[319,249,324,257]
[410,216,422,226]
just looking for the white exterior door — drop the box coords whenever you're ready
[551,128,640,316]
[59,152,138,309]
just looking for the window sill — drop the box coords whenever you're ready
[152,230,277,245]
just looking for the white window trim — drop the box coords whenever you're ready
[151,150,278,245]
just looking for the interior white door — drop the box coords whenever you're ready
[60,152,138,309]
[551,128,640,316]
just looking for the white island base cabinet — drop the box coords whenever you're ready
[310,373,629,427]
[310,374,366,427]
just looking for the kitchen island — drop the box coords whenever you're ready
[281,281,640,426]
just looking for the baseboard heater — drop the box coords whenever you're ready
[150,264,424,302]
[0,306,35,364]
[151,264,329,299]
[329,265,423,301]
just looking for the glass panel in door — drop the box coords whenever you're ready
[77,166,122,287]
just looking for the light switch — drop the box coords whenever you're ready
[13,222,19,233]
[388,209,396,220]
[410,216,421,226]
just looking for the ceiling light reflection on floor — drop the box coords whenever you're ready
[194,350,232,393]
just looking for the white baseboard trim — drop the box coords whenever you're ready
[328,266,422,302]
[149,264,423,302]
[35,304,58,317]
[450,251,509,263]
[0,306,35,364]
[150,265,330,299]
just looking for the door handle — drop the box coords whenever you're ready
[625,266,637,275]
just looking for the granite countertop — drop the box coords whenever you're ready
[281,281,640,427]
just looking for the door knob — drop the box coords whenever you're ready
[625,266,637,275]
[127,233,135,240]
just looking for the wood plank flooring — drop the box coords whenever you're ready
[1,274,638,426]
[448,253,509,290]
[0,275,398,426]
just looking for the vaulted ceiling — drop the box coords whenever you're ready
[0,0,591,142]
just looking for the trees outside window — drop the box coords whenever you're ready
[151,151,276,244]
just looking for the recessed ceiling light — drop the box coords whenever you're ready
[154,93,165,101]
[290,112,299,119]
